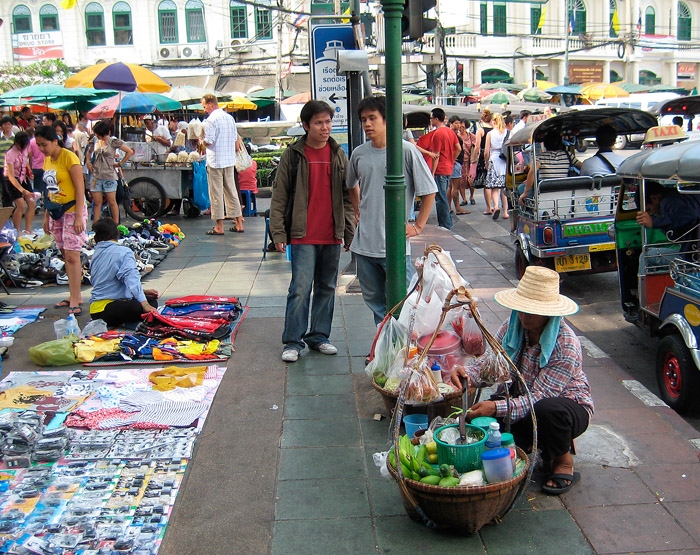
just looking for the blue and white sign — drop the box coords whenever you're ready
[310,24,354,134]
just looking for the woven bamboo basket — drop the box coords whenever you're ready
[387,447,530,535]
[371,379,470,419]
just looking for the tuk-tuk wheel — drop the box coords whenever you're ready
[656,334,699,413]
[515,249,529,279]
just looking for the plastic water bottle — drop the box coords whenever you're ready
[65,313,81,337]
[485,422,502,450]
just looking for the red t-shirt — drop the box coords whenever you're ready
[416,132,434,170]
[431,126,459,175]
[291,143,340,245]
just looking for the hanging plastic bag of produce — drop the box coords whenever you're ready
[404,359,443,405]
[366,317,407,383]
[472,347,512,386]
[451,305,486,356]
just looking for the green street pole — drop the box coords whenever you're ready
[380,0,407,313]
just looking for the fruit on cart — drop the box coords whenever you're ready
[438,477,460,487]
[419,475,441,485]
[428,453,438,464]
[372,369,387,387]
[439,464,452,478]
[426,441,437,455]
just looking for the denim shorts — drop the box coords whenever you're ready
[91,179,118,193]
[451,162,462,179]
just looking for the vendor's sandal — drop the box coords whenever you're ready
[229,227,245,233]
[541,471,580,495]
[69,306,83,316]
[54,299,71,308]
[206,229,224,236]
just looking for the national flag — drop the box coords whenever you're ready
[293,13,308,27]
[281,61,293,78]
[60,0,77,9]
[537,6,546,31]
[637,9,642,32]
[611,7,621,34]
[341,6,352,23]
[568,11,576,34]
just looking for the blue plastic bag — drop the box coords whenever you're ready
[192,160,210,211]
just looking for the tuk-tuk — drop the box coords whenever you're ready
[615,141,700,411]
[506,108,658,278]
[640,125,687,149]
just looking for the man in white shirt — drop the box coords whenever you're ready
[200,94,244,236]
[512,110,530,135]
[580,125,625,177]
[143,116,172,157]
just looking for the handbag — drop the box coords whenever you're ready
[499,130,511,161]
[235,147,253,172]
[472,157,488,189]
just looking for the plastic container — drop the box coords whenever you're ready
[430,359,443,384]
[485,422,502,450]
[403,413,429,438]
[0,337,14,347]
[501,432,515,448]
[470,416,497,431]
[417,330,461,356]
[434,424,486,473]
[481,448,514,483]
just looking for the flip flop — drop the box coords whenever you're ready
[54,299,71,308]
[483,211,492,215]
[229,227,245,233]
[455,210,471,215]
[206,229,224,236]
[69,306,83,316]
[541,472,580,495]
[470,199,476,205]
[492,209,501,220]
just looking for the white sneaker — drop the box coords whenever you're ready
[282,349,299,362]
[315,342,337,355]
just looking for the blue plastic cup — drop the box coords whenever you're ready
[403,413,429,438]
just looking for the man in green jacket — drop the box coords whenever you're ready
[270,100,355,363]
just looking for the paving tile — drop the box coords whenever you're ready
[360,417,392,446]
[272,518,376,555]
[664,501,700,545]
[635,464,700,502]
[246,296,288,308]
[563,466,657,507]
[284,393,357,420]
[362,445,420,518]
[278,446,365,481]
[286,373,354,396]
[569,504,697,554]
[275,477,370,519]
[624,432,700,465]
[348,340,373,357]
[281,418,360,448]
[291,355,351,375]
[481,509,593,555]
[594,407,679,437]
[511,478,566,512]
[375,515,485,553]
[350,355,371,374]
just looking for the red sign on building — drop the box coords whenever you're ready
[12,32,64,63]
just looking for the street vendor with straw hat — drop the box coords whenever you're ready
[453,266,593,495]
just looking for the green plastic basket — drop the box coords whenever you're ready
[434,424,487,473]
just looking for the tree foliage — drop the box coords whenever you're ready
[0,60,71,94]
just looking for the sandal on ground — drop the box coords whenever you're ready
[492,209,501,220]
[470,199,476,205]
[206,229,224,236]
[541,472,580,495]
[69,306,83,316]
[54,299,72,308]
[229,227,244,233]
[483,211,492,215]
[455,210,471,215]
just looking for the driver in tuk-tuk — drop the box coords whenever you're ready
[517,129,581,206]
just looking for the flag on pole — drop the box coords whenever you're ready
[341,5,352,23]
[568,10,576,34]
[637,9,642,33]
[612,7,621,34]
[59,0,77,9]
[293,13,308,27]
[537,6,546,31]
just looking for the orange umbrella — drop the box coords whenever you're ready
[579,82,630,100]
[281,91,312,104]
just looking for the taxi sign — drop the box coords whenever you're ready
[643,125,687,144]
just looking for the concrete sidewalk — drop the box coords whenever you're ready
[4,209,700,554]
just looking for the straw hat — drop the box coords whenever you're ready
[494,266,579,316]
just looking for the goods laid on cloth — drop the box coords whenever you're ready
[378,244,536,534]
[0,307,45,336]
[1,219,185,288]
[0,365,224,554]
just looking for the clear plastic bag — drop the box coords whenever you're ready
[366,317,407,381]
[81,319,108,338]
[404,359,443,405]
[474,347,512,386]
[452,306,485,356]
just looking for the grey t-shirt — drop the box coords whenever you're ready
[346,140,437,258]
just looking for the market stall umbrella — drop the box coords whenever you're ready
[248,87,296,100]
[483,90,519,104]
[164,86,230,104]
[219,97,258,111]
[647,84,690,94]
[281,91,311,104]
[86,92,181,119]
[0,84,99,103]
[545,85,583,94]
[65,62,170,93]
[579,82,630,100]
[531,80,558,90]
[517,87,552,102]
[480,82,523,92]
[618,83,651,93]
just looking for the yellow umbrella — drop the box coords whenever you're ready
[579,82,630,100]
[220,97,258,111]
[523,80,558,91]
[65,62,170,93]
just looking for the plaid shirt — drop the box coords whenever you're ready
[467,318,594,422]
[203,108,238,169]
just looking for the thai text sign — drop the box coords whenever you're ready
[12,31,64,63]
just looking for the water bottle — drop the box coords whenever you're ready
[485,422,502,450]
[65,313,81,337]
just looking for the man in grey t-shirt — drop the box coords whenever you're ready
[347,96,437,326]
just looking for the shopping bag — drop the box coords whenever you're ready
[28,334,79,367]
[192,160,210,211]
[235,147,253,172]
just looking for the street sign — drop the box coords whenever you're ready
[310,24,354,145]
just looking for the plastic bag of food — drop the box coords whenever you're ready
[366,317,407,383]
[473,347,512,386]
[404,359,443,405]
[382,348,412,392]
[28,335,79,367]
[452,306,485,356]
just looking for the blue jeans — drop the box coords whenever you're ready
[356,254,414,326]
[282,243,341,352]
[434,174,452,229]
[32,170,45,194]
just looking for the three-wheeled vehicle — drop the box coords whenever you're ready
[506,108,658,278]
[615,141,700,411]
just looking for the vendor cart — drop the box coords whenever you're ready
[121,162,196,220]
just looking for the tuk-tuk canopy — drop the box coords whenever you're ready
[651,95,700,116]
[617,140,700,182]
[507,107,658,147]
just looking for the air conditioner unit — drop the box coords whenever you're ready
[179,46,205,59]
[158,46,177,60]
[230,39,251,53]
